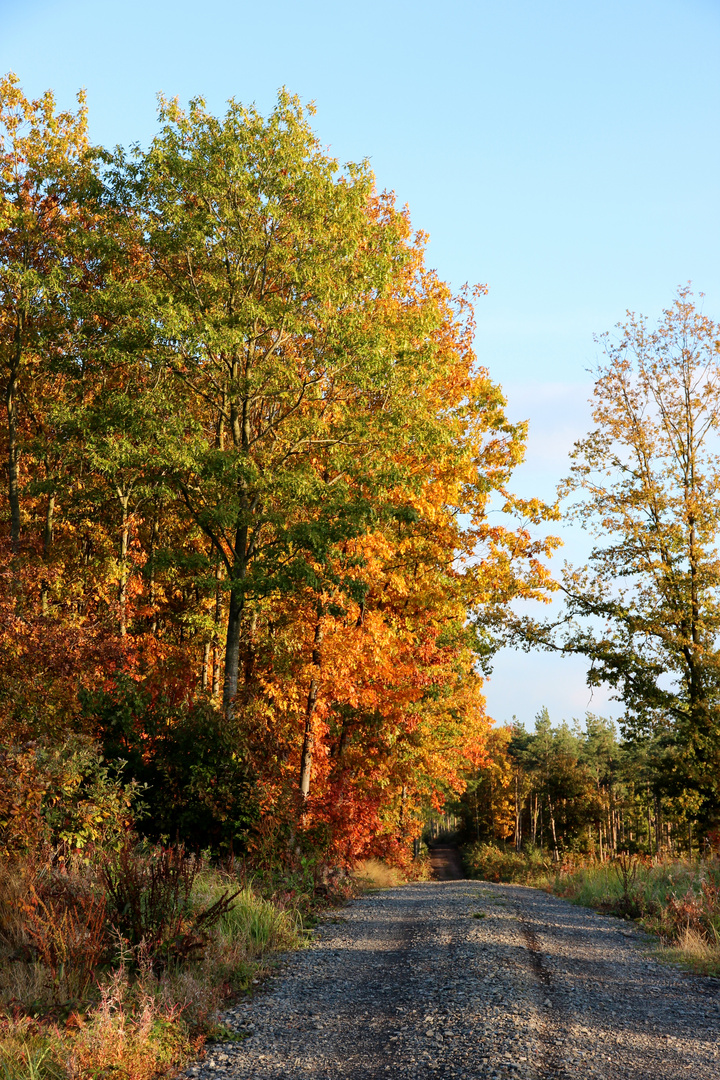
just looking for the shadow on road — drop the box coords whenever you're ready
[429,844,464,880]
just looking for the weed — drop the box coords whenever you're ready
[1,855,110,1004]
[102,844,240,971]
[610,852,643,918]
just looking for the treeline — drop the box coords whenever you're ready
[0,76,557,864]
[458,709,705,859]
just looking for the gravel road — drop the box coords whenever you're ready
[185,875,720,1080]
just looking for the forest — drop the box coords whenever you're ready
[2,74,720,1077]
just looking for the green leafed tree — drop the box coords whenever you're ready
[549,289,720,824]
[117,90,501,717]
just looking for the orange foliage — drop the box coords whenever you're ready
[0,78,558,865]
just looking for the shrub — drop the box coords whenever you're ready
[83,680,257,854]
[0,843,306,1079]
[101,843,240,971]
[0,736,136,857]
[463,842,551,884]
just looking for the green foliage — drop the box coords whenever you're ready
[0,735,137,857]
[458,707,707,863]
[82,679,257,853]
[462,841,551,883]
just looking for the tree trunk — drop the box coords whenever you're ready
[212,559,223,699]
[514,771,522,852]
[221,514,250,718]
[201,640,210,689]
[299,612,323,800]
[244,609,257,687]
[6,310,22,555]
[40,490,55,616]
[147,510,160,634]
[548,797,559,862]
[118,494,130,637]
[222,584,244,718]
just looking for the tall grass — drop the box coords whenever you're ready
[0,850,304,1080]
[192,875,301,954]
[551,855,720,973]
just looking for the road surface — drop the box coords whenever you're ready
[183,879,720,1079]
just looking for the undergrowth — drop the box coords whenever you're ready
[0,845,313,1080]
[462,842,552,884]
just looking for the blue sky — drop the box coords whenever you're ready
[2,0,719,727]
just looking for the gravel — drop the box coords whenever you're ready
[181,879,720,1079]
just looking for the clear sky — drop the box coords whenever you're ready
[2,0,719,728]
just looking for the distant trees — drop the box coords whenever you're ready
[459,709,704,859]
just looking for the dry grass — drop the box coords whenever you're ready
[0,851,304,1080]
[658,925,720,974]
[464,844,720,976]
[351,858,407,890]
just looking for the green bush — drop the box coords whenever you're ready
[0,735,137,857]
[82,679,257,854]
[463,842,552,884]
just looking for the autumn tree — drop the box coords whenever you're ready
[547,290,720,823]
[116,93,427,717]
[0,74,93,564]
[114,91,558,730]
[0,76,560,861]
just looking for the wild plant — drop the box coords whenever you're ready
[101,843,240,970]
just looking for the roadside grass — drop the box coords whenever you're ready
[351,859,407,891]
[0,851,305,1080]
[0,844,428,1078]
[463,841,720,976]
[0,1018,65,1080]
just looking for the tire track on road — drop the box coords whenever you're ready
[182,880,720,1080]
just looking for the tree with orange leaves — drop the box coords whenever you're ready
[0,74,94,562]
[0,77,560,863]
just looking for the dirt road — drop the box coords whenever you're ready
[429,845,464,881]
[186,880,720,1079]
